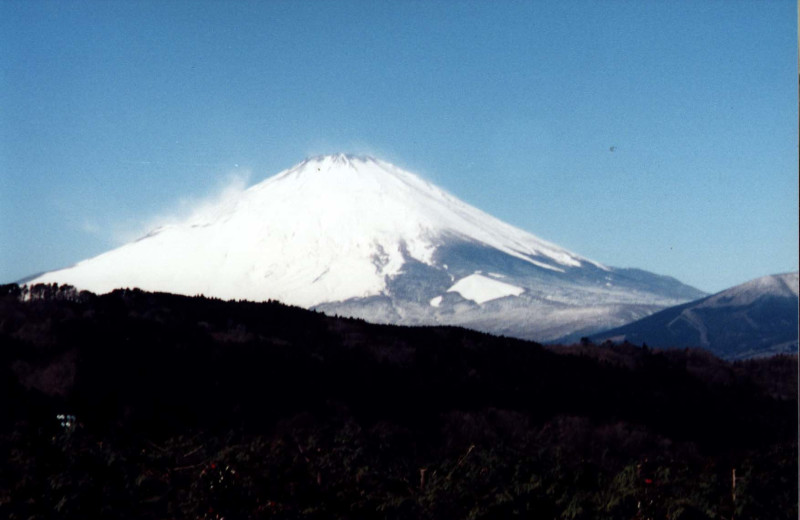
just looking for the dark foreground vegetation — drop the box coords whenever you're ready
[1,284,797,519]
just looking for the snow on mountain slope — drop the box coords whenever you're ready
[694,272,798,307]
[31,155,596,305]
[30,154,705,341]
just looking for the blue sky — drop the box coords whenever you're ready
[1,0,797,293]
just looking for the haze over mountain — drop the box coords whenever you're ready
[30,154,705,341]
[590,272,799,359]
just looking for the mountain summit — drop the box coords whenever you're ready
[30,154,705,341]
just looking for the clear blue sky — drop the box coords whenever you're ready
[1,1,797,293]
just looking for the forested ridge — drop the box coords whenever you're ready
[1,284,797,519]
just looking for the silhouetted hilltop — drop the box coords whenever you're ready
[1,284,796,519]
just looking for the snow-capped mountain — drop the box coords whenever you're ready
[590,272,799,359]
[30,154,705,341]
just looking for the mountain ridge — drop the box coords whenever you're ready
[589,272,799,359]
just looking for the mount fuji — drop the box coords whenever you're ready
[29,154,705,341]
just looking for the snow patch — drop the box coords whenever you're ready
[447,274,525,304]
[429,295,443,307]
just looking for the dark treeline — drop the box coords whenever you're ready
[1,284,797,519]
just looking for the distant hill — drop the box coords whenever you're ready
[590,273,799,360]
